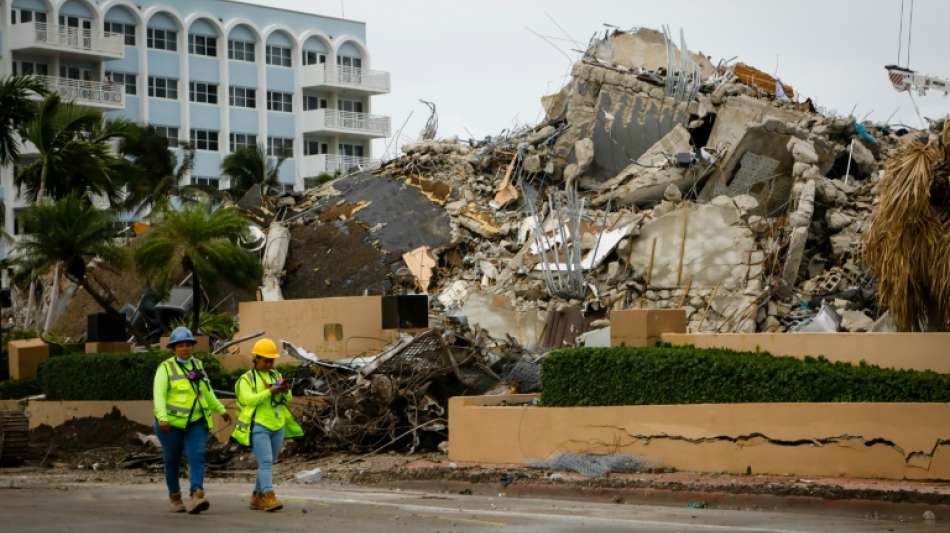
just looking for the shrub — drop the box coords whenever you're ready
[0,378,41,399]
[38,351,234,401]
[541,346,950,406]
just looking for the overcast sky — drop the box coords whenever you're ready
[255,0,950,157]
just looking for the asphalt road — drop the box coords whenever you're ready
[0,482,941,532]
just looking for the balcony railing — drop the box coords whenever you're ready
[302,154,380,177]
[303,64,390,93]
[36,75,124,108]
[306,109,390,137]
[13,22,124,57]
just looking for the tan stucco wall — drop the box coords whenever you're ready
[228,296,400,370]
[661,332,950,373]
[448,395,950,480]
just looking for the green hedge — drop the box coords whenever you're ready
[38,352,236,401]
[541,346,950,406]
[0,378,41,399]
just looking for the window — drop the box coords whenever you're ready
[188,34,217,57]
[339,143,365,157]
[193,176,220,188]
[11,9,47,25]
[336,55,363,68]
[267,137,293,157]
[189,81,218,104]
[265,45,291,67]
[104,21,136,46]
[13,208,32,235]
[337,98,364,113]
[106,71,137,95]
[191,129,219,151]
[304,140,329,156]
[229,132,257,151]
[152,125,180,147]
[228,40,255,62]
[266,91,292,112]
[302,50,326,65]
[12,61,49,77]
[303,95,328,111]
[148,76,178,99]
[229,86,256,108]
[146,28,177,51]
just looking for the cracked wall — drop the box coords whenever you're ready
[448,395,950,480]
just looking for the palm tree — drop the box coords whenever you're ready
[118,124,198,215]
[15,93,132,203]
[12,194,126,316]
[220,144,287,198]
[134,205,261,333]
[0,75,47,166]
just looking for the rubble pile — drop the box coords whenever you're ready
[249,27,922,337]
[281,326,534,454]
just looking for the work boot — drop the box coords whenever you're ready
[168,492,186,513]
[188,489,210,514]
[249,492,265,511]
[261,491,283,512]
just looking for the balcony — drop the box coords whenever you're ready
[302,109,391,139]
[9,22,124,59]
[301,154,381,177]
[36,75,125,110]
[301,64,390,95]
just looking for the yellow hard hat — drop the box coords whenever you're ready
[252,338,279,359]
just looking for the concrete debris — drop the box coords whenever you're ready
[230,24,918,354]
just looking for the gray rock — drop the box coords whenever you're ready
[788,138,819,164]
[826,210,854,232]
[523,153,541,173]
[663,183,682,202]
[575,138,595,172]
[732,194,759,216]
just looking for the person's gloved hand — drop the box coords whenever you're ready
[159,420,171,433]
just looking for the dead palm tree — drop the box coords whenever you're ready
[134,205,261,333]
[864,123,950,331]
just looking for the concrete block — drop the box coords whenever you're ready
[610,308,687,347]
[84,342,133,354]
[8,338,49,380]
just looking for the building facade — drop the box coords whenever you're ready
[0,0,390,245]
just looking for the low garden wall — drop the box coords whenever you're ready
[448,344,950,480]
[448,394,950,480]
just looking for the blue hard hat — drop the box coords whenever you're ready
[168,326,196,347]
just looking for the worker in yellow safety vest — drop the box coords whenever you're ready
[232,338,303,512]
[153,326,231,514]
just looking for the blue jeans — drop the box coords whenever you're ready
[153,419,209,496]
[251,424,284,493]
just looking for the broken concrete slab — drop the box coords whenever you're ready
[628,203,757,288]
[589,28,716,78]
[455,290,545,349]
[325,173,452,254]
[584,89,690,184]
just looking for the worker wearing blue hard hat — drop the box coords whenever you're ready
[152,326,231,514]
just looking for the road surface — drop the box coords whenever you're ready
[0,481,940,532]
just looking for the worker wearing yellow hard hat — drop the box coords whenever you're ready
[232,338,302,512]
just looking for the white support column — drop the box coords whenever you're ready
[292,41,303,190]
[256,38,267,162]
[138,23,147,125]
